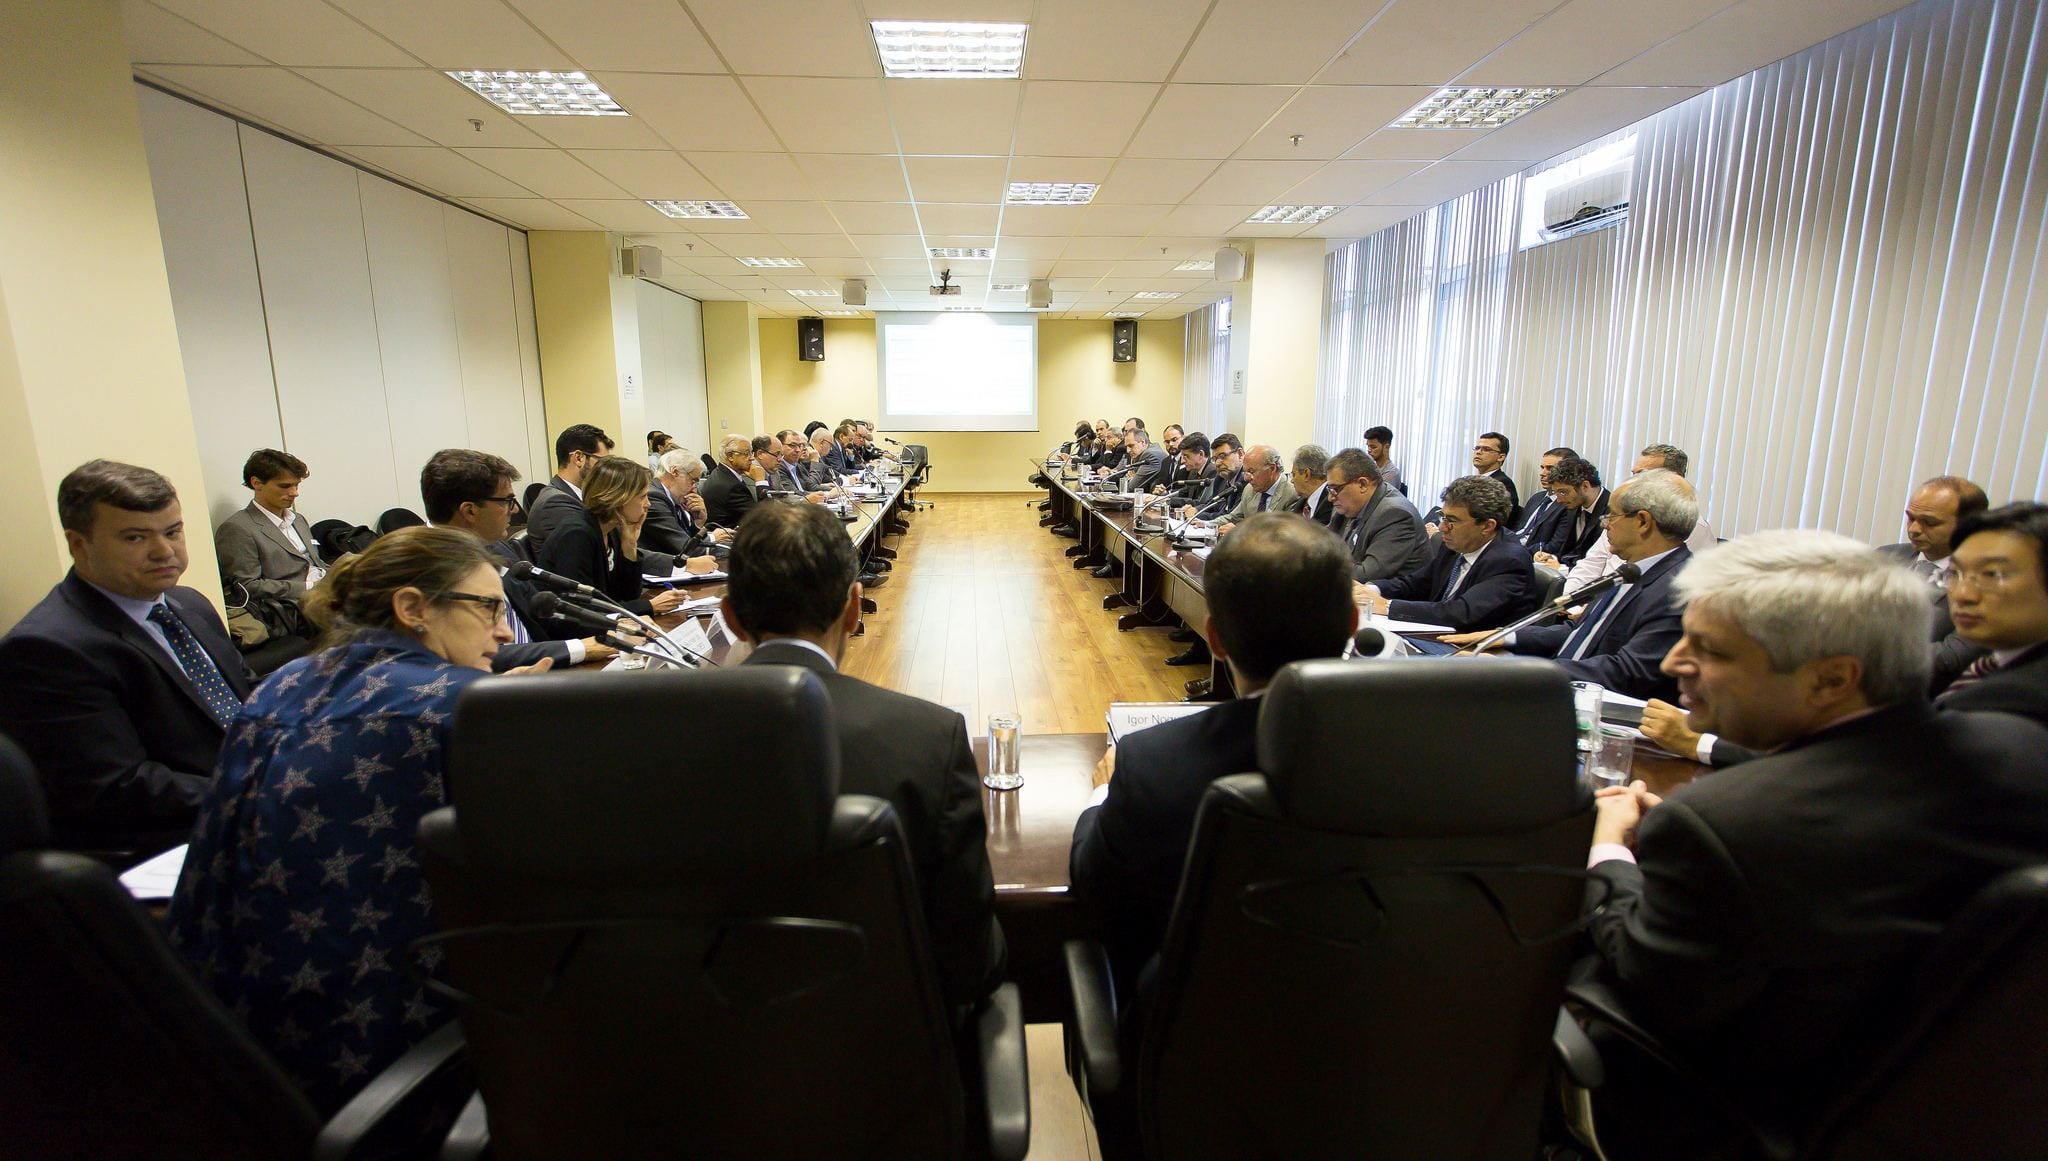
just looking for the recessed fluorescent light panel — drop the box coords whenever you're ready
[737,257,805,268]
[447,70,626,116]
[1393,86,1564,130]
[942,305,983,312]
[821,310,860,316]
[871,21,1027,78]
[1172,258,1215,272]
[1246,205,1341,225]
[787,289,838,297]
[1106,311,1145,318]
[1132,291,1181,300]
[989,283,1025,292]
[1006,182,1096,205]
[929,247,993,259]
[647,200,748,219]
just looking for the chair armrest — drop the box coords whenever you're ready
[439,1092,490,1161]
[977,982,1031,1161]
[310,1021,469,1161]
[1552,1007,1604,1089]
[1062,939,1121,1098]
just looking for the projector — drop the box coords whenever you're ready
[929,268,962,296]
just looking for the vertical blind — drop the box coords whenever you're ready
[1181,300,1232,438]
[1317,0,2047,543]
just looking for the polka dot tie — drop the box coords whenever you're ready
[149,603,242,727]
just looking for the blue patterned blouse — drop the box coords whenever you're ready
[166,633,486,1114]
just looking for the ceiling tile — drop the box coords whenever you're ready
[515,114,672,150]
[1188,160,1326,204]
[1316,0,1558,85]
[1066,203,1171,235]
[687,0,876,77]
[1060,237,1142,260]
[803,258,877,277]
[920,203,1004,235]
[140,66,432,146]
[503,0,725,72]
[301,68,550,147]
[597,74,782,152]
[1598,0,1909,85]
[1109,260,1181,277]
[1364,160,1527,205]
[151,0,415,66]
[122,1,267,64]
[458,198,604,230]
[342,146,534,196]
[743,78,898,154]
[1006,155,1115,184]
[1341,127,1494,161]
[1013,81,1159,156]
[1448,87,1701,163]
[902,156,1008,203]
[1026,0,1209,81]
[1459,0,1738,86]
[853,236,933,259]
[557,198,693,232]
[1048,260,1114,277]
[886,80,1021,156]
[325,0,575,69]
[1160,204,1260,234]
[685,151,809,199]
[828,202,921,234]
[1125,85,1295,159]
[1094,158,1218,204]
[775,233,865,258]
[739,200,844,233]
[996,206,1080,238]
[571,149,718,198]
[1303,204,1429,237]
[698,232,792,256]
[1279,160,1425,203]
[1175,0,1376,84]
[457,147,628,197]
[994,237,1067,259]
[1238,86,1439,159]
[794,154,911,201]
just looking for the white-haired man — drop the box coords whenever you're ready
[1574,530,2048,1159]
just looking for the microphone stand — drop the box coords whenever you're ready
[1463,565,1641,654]
[559,592,711,668]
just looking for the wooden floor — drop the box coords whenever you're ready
[843,490,1185,1161]
[841,491,1192,732]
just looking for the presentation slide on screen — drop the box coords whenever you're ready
[876,312,1038,432]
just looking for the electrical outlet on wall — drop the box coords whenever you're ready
[720,419,729,430]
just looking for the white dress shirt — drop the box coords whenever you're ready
[1567,516,1718,592]
[256,503,326,586]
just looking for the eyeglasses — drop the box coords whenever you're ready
[440,592,507,623]
[480,495,520,509]
[1949,566,2023,592]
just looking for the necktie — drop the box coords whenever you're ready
[148,604,241,727]
[1441,555,1468,599]
[1257,490,1269,512]
[1560,585,1623,660]
[1938,652,2004,702]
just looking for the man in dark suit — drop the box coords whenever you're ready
[419,448,619,672]
[1118,427,1166,492]
[0,461,254,864]
[644,450,726,560]
[1936,502,2048,727]
[1442,469,1694,701]
[724,502,1004,1012]
[1513,446,1576,546]
[1531,454,1609,569]
[1879,475,1991,690]
[699,434,764,528]
[821,421,857,476]
[1325,448,1431,585]
[1471,430,1521,525]
[523,422,612,556]
[1183,432,1245,518]
[1579,529,2048,1158]
[1364,475,1538,632]
[1153,431,1216,504]
[1282,444,1335,525]
[1070,514,1357,993]
[755,434,827,504]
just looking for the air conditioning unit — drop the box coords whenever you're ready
[1543,167,1630,235]
[621,244,663,280]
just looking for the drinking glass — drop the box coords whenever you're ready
[1588,726,1636,790]
[984,713,1023,790]
[1570,681,1604,753]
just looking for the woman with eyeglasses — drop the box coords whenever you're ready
[166,525,545,1116]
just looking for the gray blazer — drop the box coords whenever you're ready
[522,476,582,557]
[1219,476,1297,525]
[215,502,323,605]
[1340,485,1432,582]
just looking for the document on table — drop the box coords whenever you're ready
[120,844,188,901]
[1175,525,1217,542]
[1107,702,1209,744]
[1368,614,1453,635]
[644,567,727,584]
[1600,690,1648,727]
[603,616,716,670]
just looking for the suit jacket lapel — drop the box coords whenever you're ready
[64,576,222,723]
[1597,547,1688,645]
[248,504,312,563]
[172,588,252,698]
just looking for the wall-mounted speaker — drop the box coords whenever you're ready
[1112,319,1137,363]
[622,244,663,280]
[1027,278,1052,309]
[841,279,867,306]
[798,317,825,362]
[1215,246,1246,282]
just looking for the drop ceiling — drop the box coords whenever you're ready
[126,0,1916,319]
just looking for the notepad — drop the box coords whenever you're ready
[120,844,188,901]
[1106,702,1209,744]
[644,567,727,584]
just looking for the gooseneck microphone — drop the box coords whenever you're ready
[507,560,597,597]
[1463,561,1645,655]
[530,592,708,669]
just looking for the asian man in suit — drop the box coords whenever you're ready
[725,502,1005,1013]
[213,447,326,643]
[1577,530,2048,1159]
[1937,502,2048,726]
[1362,474,1538,632]
[0,460,254,864]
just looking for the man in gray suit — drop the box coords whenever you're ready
[214,448,325,640]
[1214,444,1296,535]
[1118,427,1166,489]
[1325,447,1431,586]
[1878,474,1990,690]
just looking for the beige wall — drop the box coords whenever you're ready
[0,0,220,627]
[1238,238,1325,461]
[528,230,646,447]
[758,318,1186,493]
[702,300,764,443]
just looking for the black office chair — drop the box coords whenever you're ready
[700,451,718,473]
[0,733,467,1161]
[1557,864,2048,1160]
[901,443,934,510]
[376,507,426,535]
[520,481,546,516]
[1533,562,1567,608]
[418,668,1028,1160]
[1064,658,1590,1160]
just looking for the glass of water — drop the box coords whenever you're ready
[984,712,1023,791]
[1588,726,1637,790]
[1570,681,1605,753]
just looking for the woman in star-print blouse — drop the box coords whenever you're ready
[167,526,539,1113]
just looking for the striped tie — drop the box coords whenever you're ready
[149,604,241,727]
[1938,652,2004,702]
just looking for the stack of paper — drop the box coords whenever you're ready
[119,844,188,901]
[643,567,728,584]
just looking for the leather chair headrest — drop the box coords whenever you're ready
[1256,658,1583,835]
[0,733,51,854]
[450,667,839,881]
